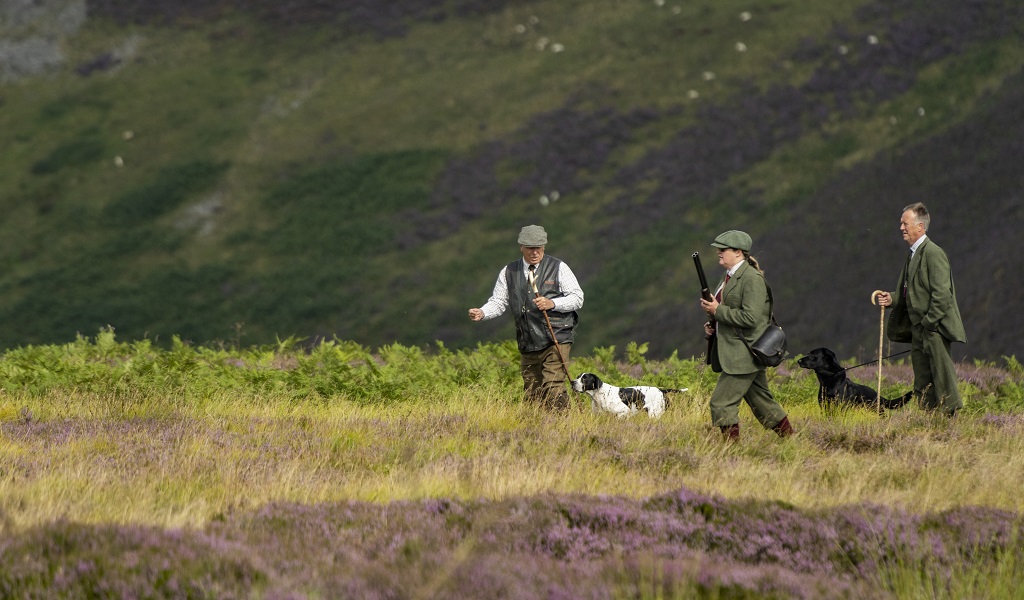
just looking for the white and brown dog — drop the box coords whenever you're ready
[571,372,687,419]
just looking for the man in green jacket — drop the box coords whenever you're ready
[875,203,966,416]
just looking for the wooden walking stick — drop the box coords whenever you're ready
[529,269,572,384]
[870,290,886,414]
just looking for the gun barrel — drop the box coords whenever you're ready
[692,252,714,302]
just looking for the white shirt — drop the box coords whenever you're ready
[910,234,927,257]
[478,259,584,320]
[714,262,745,299]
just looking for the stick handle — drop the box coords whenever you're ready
[871,290,885,412]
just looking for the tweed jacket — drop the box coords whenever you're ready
[708,261,771,374]
[887,237,967,344]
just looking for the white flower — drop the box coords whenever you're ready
[687,90,700,99]
[550,190,560,201]
[515,24,526,34]
[539,195,550,207]
[551,43,565,53]
[838,45,849,55]
[529,15,539,24]
[536,37,549,50]
[672,6,681,14]
[735,42,747,52]
[654,0,665,6]
[739,11,752,21]
[113,156,124,167]
[917,107,926,117]
[889,116,899,125]
[122,130,134,140]
[867,35,879,45]
[702,71,716,81]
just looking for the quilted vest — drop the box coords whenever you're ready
[505,256,578,353]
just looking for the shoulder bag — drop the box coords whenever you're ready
[735,280,788,367]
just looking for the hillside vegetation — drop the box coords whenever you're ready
[2,334,1024,597]
[1,0,1022,361]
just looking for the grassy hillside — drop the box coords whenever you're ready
[1,0,1022,361]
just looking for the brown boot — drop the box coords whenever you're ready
[772,416,795,438]
[720,424,739,441]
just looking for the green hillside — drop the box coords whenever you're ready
[1,0,1022,361]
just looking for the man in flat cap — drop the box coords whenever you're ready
[469,225,584,409]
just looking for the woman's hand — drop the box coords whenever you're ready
[700,297,719,317]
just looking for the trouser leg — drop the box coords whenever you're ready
[913,325,962,413]
[709,372,754,427]
[521,343,571,409]
[521,351,543,404]
[743,370,788,430]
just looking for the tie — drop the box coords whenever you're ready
[902,251,911,298]
[716,273,730,302]
[528,264,537,292]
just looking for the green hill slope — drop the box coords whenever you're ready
[1,0,1021,361]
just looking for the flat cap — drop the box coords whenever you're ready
[518,225,548,246]
[710,230,752,252]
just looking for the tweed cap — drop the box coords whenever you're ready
[710,230,752,252]
[517,225,548,246]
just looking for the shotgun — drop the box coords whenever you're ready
[693,252,715,308]
[693,252,716,352]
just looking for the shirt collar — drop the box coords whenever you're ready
[726,261,744,278]
[910,235,927,256]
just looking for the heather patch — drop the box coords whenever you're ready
[2,490,1020,598]
[1,335,1023,596]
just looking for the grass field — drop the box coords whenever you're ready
[2,334,1023,597]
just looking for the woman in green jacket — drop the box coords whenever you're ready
[700,230,794,441]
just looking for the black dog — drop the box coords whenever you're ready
[797,347,912,413]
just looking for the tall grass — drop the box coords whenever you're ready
[1,332,1023,597]
[2,331,1022,528]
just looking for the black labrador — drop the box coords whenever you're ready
[797,347,912,413]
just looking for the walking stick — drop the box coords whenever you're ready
[870,290,886,414]
[529,270,572,384]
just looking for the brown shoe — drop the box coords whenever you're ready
[720,424,739,441]
[772,416,795,438]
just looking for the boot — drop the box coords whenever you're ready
[772,416,795,438]
[720,424,739,441]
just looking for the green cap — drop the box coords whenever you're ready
[711,230,752,252]
[518,225,548,246]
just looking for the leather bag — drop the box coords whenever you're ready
[736,280,788,367]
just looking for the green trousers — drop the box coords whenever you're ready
[911,324,962,413]
[709,370,787,429]
[521,343,571,409]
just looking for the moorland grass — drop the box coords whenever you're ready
[2,336,1023,597]
[3,364,1023,530]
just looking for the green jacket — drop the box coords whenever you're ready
[887,237,967,344]
[708,261,771,374]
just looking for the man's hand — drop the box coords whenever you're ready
[532,297,554,311]
[468,308,484,321]
[873,291,892,307]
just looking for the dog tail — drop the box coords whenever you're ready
[881,390,914,410]
[659,388,688,409]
